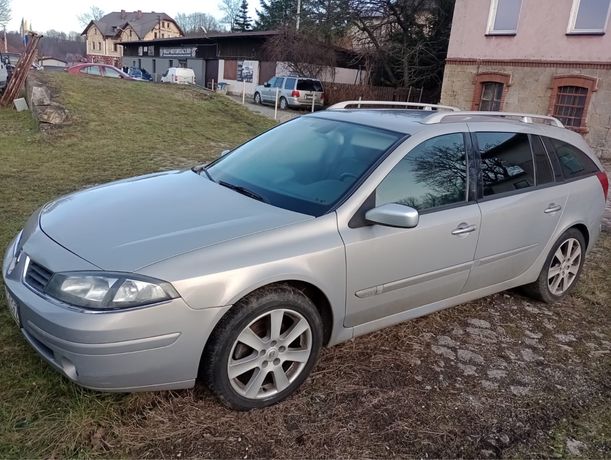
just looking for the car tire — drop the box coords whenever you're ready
[254,92,262,105]
[201,285,323,410]
[279,97,288,110]
[521,228,586,303]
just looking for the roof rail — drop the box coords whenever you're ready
[328,100,461,111]
[423,111,565,128]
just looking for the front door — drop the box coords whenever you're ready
[339,132,481,327]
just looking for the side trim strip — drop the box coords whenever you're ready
[476,243,539,266]
[355,262,472,298]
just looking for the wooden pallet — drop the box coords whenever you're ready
[0,33,41,108]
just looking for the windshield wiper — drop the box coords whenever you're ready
[219,180,266,203]
[192,165,215,183]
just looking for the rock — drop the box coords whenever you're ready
[458,363,477,376]
[452,327,464,336]
[525,330,543,339]
[481,380,498,390]
[420,332,435,341]
[438,335,460,348]
[431,345,456,360]
[487,369,507,379]
[408,357,421,366]
[468,318,491,329]
[466,327,498,343]
[555,334,577,343]
[524,305,541,314]
[457,349,485,364]
[525,338,543,348]
[566,438,586,456]
[480,449,496,458]
[34,103,69,125]
[31,85,52,106]
[520,348,543,362]
[510,385,530,396]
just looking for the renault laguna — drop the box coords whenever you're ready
[3,101,608,410]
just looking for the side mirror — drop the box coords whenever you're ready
[365,203,419,228]
[219,149,230,157]
[264,82,271,88]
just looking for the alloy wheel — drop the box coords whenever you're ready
[547,237,582,296]
[227,308,312,399]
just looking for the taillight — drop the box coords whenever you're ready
[291,90,300,97]
[596,171,609,200]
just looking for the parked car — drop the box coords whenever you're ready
[161,67,195,85]
[254,76,324,110]
[3,102,608,410]
[127,67,153,81]
[66,63,133,80]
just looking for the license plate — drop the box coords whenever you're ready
[5,288,20,327]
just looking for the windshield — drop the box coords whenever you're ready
[206,117,403,216]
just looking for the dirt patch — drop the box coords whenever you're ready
[109,233,610,459]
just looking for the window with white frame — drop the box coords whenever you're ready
[568,0,611,34]
[487,0,523,35]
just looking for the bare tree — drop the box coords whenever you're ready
[77,5,105,28]
[175,12,222,34]
[349,0,454,94]
[218,0,241,30]
[263,27,337,79]
[0,0,11,29]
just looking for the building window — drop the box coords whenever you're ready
[471,72,511,111]
[548,75,598,133]
[568,0,611,34]
[154,32,158,39]
[98,42,102,51]
[479,82,504,111]
[113,43,118,52]
[129,29,133,38]
[162,33,165,38]
[487,0,522,34]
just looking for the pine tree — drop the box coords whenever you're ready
[255,0,297,30]
[233,0,253,31]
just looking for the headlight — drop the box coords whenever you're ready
[45,272,179,310]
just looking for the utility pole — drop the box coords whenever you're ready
[296,0,301,30]
[3,26,7,54]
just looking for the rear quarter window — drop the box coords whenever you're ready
[297,80,323,91]
[543,137,599,180]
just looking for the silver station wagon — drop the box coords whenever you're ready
[3,101,608,410]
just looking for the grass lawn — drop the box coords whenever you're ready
[0,73,273,457]
[0,73,609,458]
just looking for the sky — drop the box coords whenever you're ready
[7,0,260,33]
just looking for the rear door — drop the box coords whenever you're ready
[463,127,567,292]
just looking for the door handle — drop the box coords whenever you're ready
[452,224,477,235]
[544,204,562,214]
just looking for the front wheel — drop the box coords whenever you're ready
[254,92,261,104]
[522,228,586,303]
[201,286,323,410]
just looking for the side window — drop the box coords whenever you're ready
[376,133,467,212]
[544,137,599,179]
[530,135,555,186]
[267,77,276,87]
[273,77,284,88]
[87,66,102,76]
[476,132,534,197]
[284,77,296,90]
[104,68,121,78]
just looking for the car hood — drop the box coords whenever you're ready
[39,170,312,272]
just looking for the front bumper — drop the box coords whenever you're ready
[3,230,230,392]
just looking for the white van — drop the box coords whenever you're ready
[161,67,196,85]
[0,60,8,92]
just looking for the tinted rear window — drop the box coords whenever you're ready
[543,137,599,179]
[297,80,323,91]
[475,132,535,197]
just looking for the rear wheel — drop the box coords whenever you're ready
[202,286,323,410]
[279,97,288,110]
[254,92,262,104]
[522,228,586,303]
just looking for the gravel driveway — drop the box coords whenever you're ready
[225,94,305,123]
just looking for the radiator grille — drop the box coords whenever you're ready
[25,260,54,292]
